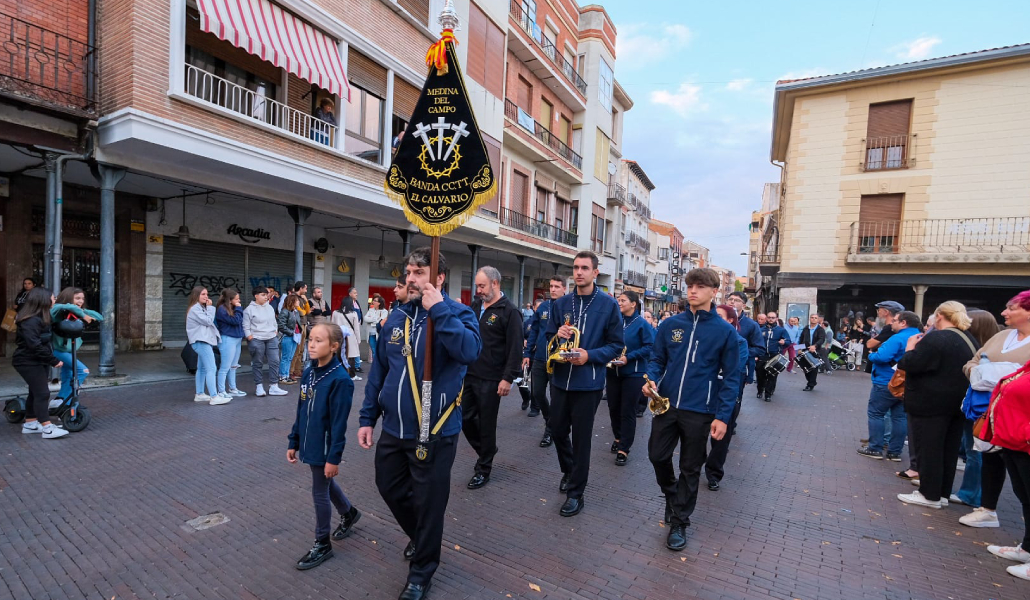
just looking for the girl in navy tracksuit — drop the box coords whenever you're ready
[606,290,654,465]
[287,323,360,571]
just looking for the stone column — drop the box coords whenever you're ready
[517,255,526,307]
[913,285,930,318]
[287,207,312,283]
[96,165,126,377]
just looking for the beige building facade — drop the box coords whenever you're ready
[761,45,1030,326]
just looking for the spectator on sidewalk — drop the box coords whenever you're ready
[15,277,35,309]
[308,286,329,324]
[13,287,67,439]
[362,294,388,363]
[278,295,303,385]
[858,311,922,460]
[187,287,229,406]
[214,289,247,401]
[331,302,362,381]
[267,286,281,317]
[243,286,288,397]
[344,288,364,373]
[895,302,978,509]
[50,287,102,407]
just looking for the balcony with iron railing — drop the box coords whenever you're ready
[0,11,96,114]
[862,134,914,171]
[607,182,627,206]
[499,207,578,247]
[625,270,647,288]
[507,1,588,100]
[847,217,1030,263]
[504,99,583,170]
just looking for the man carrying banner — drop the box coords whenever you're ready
[358,248,480,600]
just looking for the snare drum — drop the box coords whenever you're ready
[764,354,789,376]
[798,351,824,374]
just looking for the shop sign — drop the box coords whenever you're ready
[227,224,272,244]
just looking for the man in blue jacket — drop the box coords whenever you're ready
[646,268,741,552]
[522,276,567,446]
[545,251,623,517]
[756,311,790,402]
[728,292,763,389]
[357,247,482,600]
[858,310,922,461]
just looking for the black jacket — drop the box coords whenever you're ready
[799,324,826,349]
[897,328,979,417]
[12,315,60,368]
[467,294,524,383]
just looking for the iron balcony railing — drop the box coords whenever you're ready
[508,1,588,96]
[504,99,583,169]
[863,135,912,171]
[625,270,647,287]
[848,217,1030,255]
[607,182,626,205]
[185,63,338,149]
[0,11,96,112]
[500,207,578,247]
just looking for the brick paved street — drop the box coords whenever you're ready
[0,370,1026,600]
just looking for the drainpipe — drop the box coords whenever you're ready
[43,154,58,289]
[398,229,411,257]
[51,133,96,291]
[87,0,97,104]
[468,244,480,279]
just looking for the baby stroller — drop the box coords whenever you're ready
[826,340,858,372]
[4,310,92,431]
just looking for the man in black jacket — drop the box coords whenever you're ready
[799,314,826,391]
[463,266,524,489]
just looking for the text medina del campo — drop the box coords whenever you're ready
[227,224,272,243]
[427,86,458,113]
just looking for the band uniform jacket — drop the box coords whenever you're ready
[467,294,524,383]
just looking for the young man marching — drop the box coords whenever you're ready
[645,268,742,551]
[522,276,568,446]
[545,251,623,517]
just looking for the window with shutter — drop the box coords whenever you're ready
[540,99,553,132]
[511,171,529,215]
[536,187,548,222]
[865,100,912,170]
[516,76,532,112]
[347,48,387,98]
[858,194,903,253]
[393,78,419,121]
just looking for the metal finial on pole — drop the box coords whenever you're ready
[439,0,459,31]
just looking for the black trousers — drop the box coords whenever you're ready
[606,371,643,453]
[374,431,458,586]
[804,366,818,388]
[910,411,964,502]
[310,464,352,541]
[755,355,778,396]
[461,375,501,476]
[530,360,551,432]
[548,386,602,499]
[14,363,51,423]
[1002,449,1030,549]
[705,380,745,484]
[648,408,713,526]
[982,451,1007,510]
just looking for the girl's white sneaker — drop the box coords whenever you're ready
[194,393,211,402]
[989,544,1030,563]
[41,424,69,439]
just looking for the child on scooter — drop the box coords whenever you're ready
[51,287,103,408]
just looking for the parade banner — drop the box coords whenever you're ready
[384,29,496,236]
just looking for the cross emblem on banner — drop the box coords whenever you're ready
[413,118,471,163]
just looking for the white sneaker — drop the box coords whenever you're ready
[194,393,211,402]
[1007,563,1030,580]
[255,384,266,397]
[989,543,1030,563]
[949,494,965,505]
[268,384,289,396]
[911,479,920,486]
[41,424,69,439]
[960,507,1000,528]
[209,395,231,406]
[228,389,247,397]
[898,490,941,509]
[940,498,949,507]
[956,458,966,471]
[21,421,43,434]
[352,375,363,381]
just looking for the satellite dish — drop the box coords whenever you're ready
[607,162,617,175]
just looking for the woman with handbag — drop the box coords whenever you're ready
[331,305,362,381]
[959,290,1030,528]
[362,294,388,363]
[277,295,303,385]
[895,301,979,509]
[981,360,1030,581]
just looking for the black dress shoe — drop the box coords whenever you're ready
[403,541,415,561]
[559,474,570,493]
[756,390,763,398]
[540,433,552,447]
[397,581,431,600]
[635,408,645,418]
[521,398,530,410]
[707,480,720,491]
[763,395,771,402]
[527,408,540,417]
[560,497,583,517]
[802,385,813,391]
[296,538,333,570]
[467,473,489,489]
[610,440,619,454]
[331,506,361,540]
[666,525,687,551]
[615,452,628,466]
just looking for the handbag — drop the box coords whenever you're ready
[888,368,906,398]
[1,308,17,332]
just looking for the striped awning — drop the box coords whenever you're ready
[197,0,350,99]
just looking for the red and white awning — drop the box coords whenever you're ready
[197,0,351,100]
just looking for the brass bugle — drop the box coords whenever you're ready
[546,316,580,375]
[607,346,627,368]
[643,374,670,416]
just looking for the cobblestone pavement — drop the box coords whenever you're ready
[0,369,1025,600]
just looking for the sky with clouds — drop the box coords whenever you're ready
[601,0,1028,273]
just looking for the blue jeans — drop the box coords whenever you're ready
[368,333,377,360]
[279,336,297,379]
[955,419,982,507]
[192,341,217,396]
[52,349,87,399]
[217,336,242,394]
[868,384,906,454]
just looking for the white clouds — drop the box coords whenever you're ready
[894,36,942,60]
[616,23,693,70]
[725,78,753,91]
[650,83,705,117]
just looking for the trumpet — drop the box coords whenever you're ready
[518,363,532,390]
[642,374,670,416]
[607,346,627,368]
[546,315,581,375]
